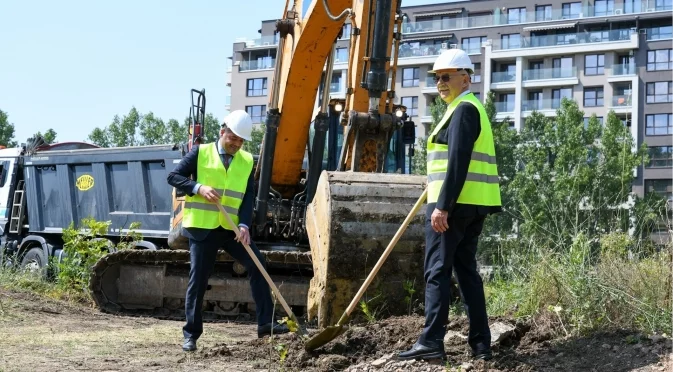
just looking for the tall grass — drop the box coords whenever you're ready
[485,229,672,335]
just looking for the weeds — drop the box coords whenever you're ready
[403,279,417,315]
[359,299,379,324]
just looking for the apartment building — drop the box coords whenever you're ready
[226,1,672,207]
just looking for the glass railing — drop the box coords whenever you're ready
[244,36,278,47]
[492,71,516,83]
[611,95,633,107]
[492,29,634,50]
[239,59,276,71]
[610,64,637,76]
[398,44,444,58]
[225,96,231,105]
[521,99,561,111]
[523,67,577,81]
[495,102,515,113]
[400,3,667,34]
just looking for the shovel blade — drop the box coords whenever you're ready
[304,324,347,351]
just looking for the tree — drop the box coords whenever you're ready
[30,129,58,145]
[0,109,18,147]
[167,118,188,146]
[138,112,167,145]
[510,98,647,250]
[243,125,265,155]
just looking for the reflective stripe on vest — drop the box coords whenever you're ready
[426,93,502,206]
[181,142,254,230]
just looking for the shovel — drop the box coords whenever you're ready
[304,188,428,351]
[215,202,305,335]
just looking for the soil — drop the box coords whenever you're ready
[1,287,671,372]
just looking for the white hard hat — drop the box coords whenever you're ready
[224,110,253,141]
[429,49,474,74]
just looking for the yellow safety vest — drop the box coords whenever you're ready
[426,93,502,206]
[182,142,254,230]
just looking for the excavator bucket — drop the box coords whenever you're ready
[306,171,428,328]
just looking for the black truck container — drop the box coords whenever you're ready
[1,141,184,273]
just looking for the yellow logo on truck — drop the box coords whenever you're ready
[76,174,95,191]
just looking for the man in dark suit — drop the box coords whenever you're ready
[167,110,289,352]
[398,49,502,362]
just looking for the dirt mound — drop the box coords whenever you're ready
[202,315,671,372]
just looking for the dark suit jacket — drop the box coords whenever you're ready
[427,100,502,219]
[167,144,255,241]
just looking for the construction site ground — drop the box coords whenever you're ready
[0,287,670,372]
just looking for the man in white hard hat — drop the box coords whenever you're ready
[167,110,289,352]
[398,49,502,362]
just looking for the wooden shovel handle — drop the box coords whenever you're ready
[215,203,298,324]
[340,188,428,323]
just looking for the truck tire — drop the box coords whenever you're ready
[20,247,48,278]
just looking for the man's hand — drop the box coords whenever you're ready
[198,185,221,203]
[236,226,251,246]
[431,208,449,233]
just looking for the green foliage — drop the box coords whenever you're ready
[242,125,265,155]
[29,129,58,145]
[57,218,141,297]
[88,107,222,147]
[358,299,378,323]
[403,279,417,315]
[0,109,18,147]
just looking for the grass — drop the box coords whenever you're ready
[483,231,672,336]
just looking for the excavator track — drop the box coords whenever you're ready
[90,248,313,322]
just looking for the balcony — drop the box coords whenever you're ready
[239,59,276,72]
[521,99,562,117]
[489,29,638,59]
[491,71,516,90]
[607,64,637,83]
[397,44,444,66]
[609,95,633,114]
[400,2,670,35]
[224,95,231,109]
[522,67,578,88]
[422,76,438,94]
[494,102,515,121]
[421,106,434,124]
[242,35,278,49]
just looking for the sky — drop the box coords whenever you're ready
[2,0,452,144]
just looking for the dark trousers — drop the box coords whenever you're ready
[418,215,491,352]
[183,227,273,340]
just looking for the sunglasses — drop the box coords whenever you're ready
[433,73,467,83]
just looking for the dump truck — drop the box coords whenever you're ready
[89,0,431,328]
[0,138,183,277]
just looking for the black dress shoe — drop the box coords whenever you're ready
[472,348,493,360]
[397,342,446,361]
[257,322,290,338]
[183,338,197,352]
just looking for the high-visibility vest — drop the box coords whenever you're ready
[426,93,502,206]
[182,142,254,230]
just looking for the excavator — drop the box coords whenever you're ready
[90,0,429,328]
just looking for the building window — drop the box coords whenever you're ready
[584,87,604,107]
[335,47,348,62]
[499,93,516,112]
[535,5,552,21]
[461,36,486,54]
[562,2,582,18]
[585,54,604,75]
[471,63,482,83]
[646,113,673,135]
[648,49,673,71]
[646,82,673,103]
[341,23,352,39]
[501,34,521,49]
[594,0,614,16]
[401,96,418,116]
[552,88,573,108]
[246,78,267,97]
[645,179,672,201]
[507,8,527,24]
[553,57,573,77]
[246,105,266,123]
[647,146,673,167]
[647,26,673,40]
[402,67,419,87]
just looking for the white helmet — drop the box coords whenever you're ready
[224,110,253,141]
[429,49,474,74]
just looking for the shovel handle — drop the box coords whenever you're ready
[215,202,299,326]
[338,188,428,325]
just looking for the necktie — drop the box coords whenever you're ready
[221,153,232,170]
